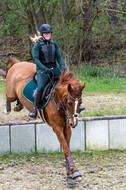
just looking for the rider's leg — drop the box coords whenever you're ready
[29,89,41,118]
[29,70,49,118]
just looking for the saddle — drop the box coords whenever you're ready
[22,71,59,109]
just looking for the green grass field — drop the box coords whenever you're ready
[1,77,126,94]
[72,65,126,94]
[1,65,126,94]
[0,81,6,94]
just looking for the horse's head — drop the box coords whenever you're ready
[64,81,85,128]
[56,71,85,128]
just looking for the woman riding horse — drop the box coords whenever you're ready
[29,24,65,118]
[29,23,85,118]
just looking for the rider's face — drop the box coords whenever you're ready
[43,33,51,40]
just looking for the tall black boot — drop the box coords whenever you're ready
[29,90,41,118]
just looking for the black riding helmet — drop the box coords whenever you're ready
[39,24,53,34]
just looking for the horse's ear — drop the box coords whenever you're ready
[82,82,86,90]
[68,84,74,92]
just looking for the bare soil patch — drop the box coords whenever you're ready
[0,92,126,123]
[82,93,126,116]
[0,88,126,189]
[0,151,126,190]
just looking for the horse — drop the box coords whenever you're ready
[6,57,85,187]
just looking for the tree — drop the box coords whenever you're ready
[108,0,117,25]
[0,0,126,68]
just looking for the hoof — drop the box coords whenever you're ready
[3,109,10,115]
[67,177,76,187]
[72,170,82,182]
[14,106,23,112]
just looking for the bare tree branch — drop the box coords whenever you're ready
[104,8,126,15]
[14,11,29,22]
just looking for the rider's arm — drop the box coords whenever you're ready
[54,42,65,71]
[32,42,46,70]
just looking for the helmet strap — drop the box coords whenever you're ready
[42,33,46,40]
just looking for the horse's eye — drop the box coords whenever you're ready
[68,102,72,106]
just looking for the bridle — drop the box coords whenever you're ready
[47,71,82,125]
[51,89,82,124]
[64,91,82,124]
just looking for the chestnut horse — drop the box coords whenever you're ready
[6,58,85,187]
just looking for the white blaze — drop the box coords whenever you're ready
[74,98,78,124]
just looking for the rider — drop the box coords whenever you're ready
[29,24,65,118]
[29,24,85,118]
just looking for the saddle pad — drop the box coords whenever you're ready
[22,79,50,109]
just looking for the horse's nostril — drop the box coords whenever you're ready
[74,114,78,118]
[70,123,73,128]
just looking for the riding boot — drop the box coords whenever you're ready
[29,90,41,118]
[78,106,86,114]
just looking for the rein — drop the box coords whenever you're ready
[51,91,81,124]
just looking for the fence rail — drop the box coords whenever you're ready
[0,116,126,154]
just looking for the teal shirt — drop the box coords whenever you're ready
[32,40,65,70]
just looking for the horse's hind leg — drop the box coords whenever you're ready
[4,96,11,114]
[14,99,24,112]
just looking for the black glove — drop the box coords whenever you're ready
[44,68,51,74]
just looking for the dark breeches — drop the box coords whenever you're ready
[36,66,61,93]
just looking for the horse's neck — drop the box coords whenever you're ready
[54,84,67,105]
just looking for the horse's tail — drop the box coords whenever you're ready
[6,57,20,76]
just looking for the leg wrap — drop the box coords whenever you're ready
[66,156,74,174]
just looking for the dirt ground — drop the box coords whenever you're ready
[0,151,126,190]
[0,88,126,189]
[0,92,126,123]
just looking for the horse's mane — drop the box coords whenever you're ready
[60,71,75,84]
[59,71,80,87]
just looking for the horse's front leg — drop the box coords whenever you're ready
[64,126,82,182]
[52,126,76,187]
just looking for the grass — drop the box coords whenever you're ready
[1,65,126,116]
[0,150,125,163]
[1,66,126,94]
[80,105,126,117]
[0,81,6,94]
[84,78,126,94]
[71,65,126,116]
[72,65,126,94]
